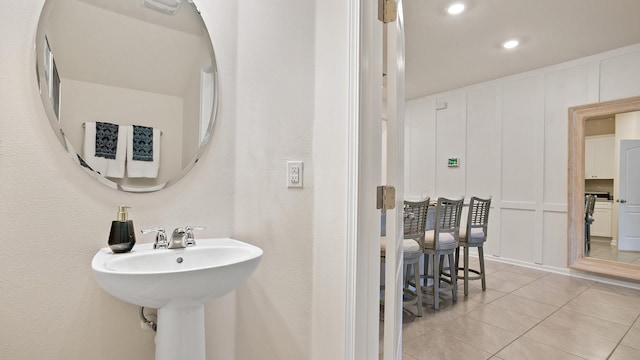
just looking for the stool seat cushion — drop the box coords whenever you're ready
[460,228,486,245]
[380,237,421,254]
[424,229,457,250]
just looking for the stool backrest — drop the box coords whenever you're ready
[584,195,596,219]
[467,196,492,241]
[434,197,464,249]
[403,198,430,244]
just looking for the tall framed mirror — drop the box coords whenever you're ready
[35,0,218,192]
[568,96,640,281]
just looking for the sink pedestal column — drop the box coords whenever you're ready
[156,303,205,360]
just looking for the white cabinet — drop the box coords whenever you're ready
[585,135,615,179]
[591,201,613,237]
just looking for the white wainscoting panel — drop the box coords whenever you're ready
[543,65,591,205]
[500,208,535,262]
[501,77,542,203]
[435,93,466,198]
[483,208,501,257]
[466,86,501,200]
[600,50,640,101]
[543,210,569,268]
[404,99,436,199]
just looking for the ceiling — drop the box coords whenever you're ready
[76,0,203,35]
[403,0,640,100]
[45,0,210,96]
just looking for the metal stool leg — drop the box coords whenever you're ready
[478,246,486,291]
[464,246,470,296]
[433,253,440,310]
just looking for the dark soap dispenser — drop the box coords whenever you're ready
[108,205,136,253]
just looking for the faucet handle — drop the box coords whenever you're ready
[141,227,165,234]
[185,226,206,233]
[184,226,206,246]
[141,227,168,249]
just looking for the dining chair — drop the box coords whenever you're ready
[422,196,464,310]
[380,198,430,316]
[455,196,491,296]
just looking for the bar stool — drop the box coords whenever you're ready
[422,197,464,310]
[380,198,430,317]
[455,196,491,296]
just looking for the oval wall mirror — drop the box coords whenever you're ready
[35,0,218,192]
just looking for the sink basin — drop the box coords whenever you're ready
[92,238,263,308]
[91,238,262,360]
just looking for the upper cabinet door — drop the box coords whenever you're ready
[585,135,615,179]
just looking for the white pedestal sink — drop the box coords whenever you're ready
[91,238,263,360]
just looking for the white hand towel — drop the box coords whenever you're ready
[82,122,126,178]
[126,126,160,178]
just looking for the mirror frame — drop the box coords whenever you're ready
[568,95,640,282]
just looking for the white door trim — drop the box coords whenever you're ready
[383,1,405,358]
[346,0,404,359]
[345,0,383,358]
[344,0,361,357]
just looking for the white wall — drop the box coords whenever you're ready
[405,43,640,269]
[0,0,237,359]
[228,0,351,358]
[1,0,353,359]
[232,1,315,358]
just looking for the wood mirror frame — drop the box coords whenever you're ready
[568,95,640,281]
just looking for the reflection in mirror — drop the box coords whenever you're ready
[35,0,218,192]
[584,111,640,265]
[568,96,640,281]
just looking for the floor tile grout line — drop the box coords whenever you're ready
[449,268,555,358]
[401,279,515,357]
[487,269,597,358]
[605,313,640,360]
[490,279,640,359]
[481,271,558,312]
[559,282,640,329]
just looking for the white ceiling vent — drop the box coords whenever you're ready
[143,0,181,15]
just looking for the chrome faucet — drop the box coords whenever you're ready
[168,226,205,249]
[141,226,205,249]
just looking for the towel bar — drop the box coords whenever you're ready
[83,122,163,135]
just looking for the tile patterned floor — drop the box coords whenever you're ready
[381,258,640,360]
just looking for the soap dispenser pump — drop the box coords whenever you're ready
[108,205,136,253]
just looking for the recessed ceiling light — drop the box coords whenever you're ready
[503,39,519,49]
[447,3,466,15]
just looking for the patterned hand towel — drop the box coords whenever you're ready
[126,125,161,178]
[83,122,126,178]
[132,125,154,161]
[95,122,119,159]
